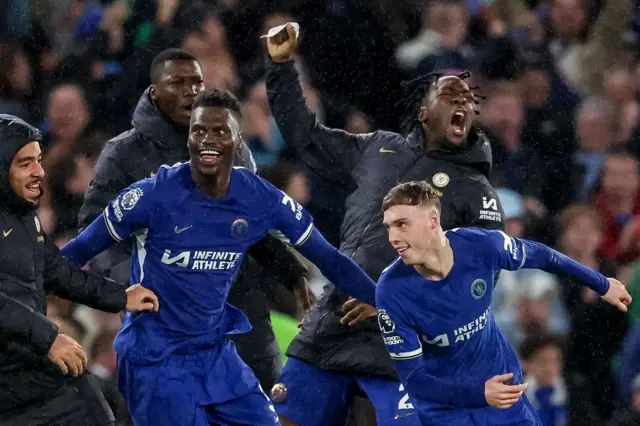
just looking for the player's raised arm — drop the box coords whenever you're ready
[485,229,632,311]
[61,180,154,268]
[265,23,370,183]
[375,284,491,408]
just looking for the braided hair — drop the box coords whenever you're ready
[396,70,484,135]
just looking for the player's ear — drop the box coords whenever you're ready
[429,209,439,229]
[149,85,158,102]
[417,106,428,123]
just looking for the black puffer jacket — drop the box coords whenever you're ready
[0,115,126,413]
[267,59,505,379]
[78,90,306,364]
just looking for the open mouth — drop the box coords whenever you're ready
[25,182,41,196]
[199,148,221,165]
[396,246,409,256]
[449,110,467,137]
[183,104,193,116]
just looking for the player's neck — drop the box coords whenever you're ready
[414,232,454,280]
[190,168,231,199]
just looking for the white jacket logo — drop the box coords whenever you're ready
[482,197,498,210]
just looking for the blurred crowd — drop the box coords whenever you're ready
[2,0,640,424]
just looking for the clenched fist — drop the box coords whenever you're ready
[485,373,528,409]
[48,334,88,376]
[126,284,160,312]
[602,278,632,312]
[264,23,299,63]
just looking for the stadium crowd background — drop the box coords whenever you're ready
[1,0,640,424]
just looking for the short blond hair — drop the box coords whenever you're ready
[382,181,441,212]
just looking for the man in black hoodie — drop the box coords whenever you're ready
[0,114,159,425]
[265,25,505,426]
[78,48,309,391]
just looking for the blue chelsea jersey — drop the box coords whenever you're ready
[376,228,531,422]
[104,163,314,363]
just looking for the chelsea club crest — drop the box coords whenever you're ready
[231,219,248,238]
[121,188,143,211]
[471,279,487,300]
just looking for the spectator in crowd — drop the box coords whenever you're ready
[0,42,33,120]
[180,9,239,91]
[556,204,628,420]
[495,269,569,352]
[395,0,471,78]
[617,101,640,144]
[242,81,287,169]
[570,97,615,203]
[547,0,633,96]
[520,334,568,426]
[478,80,543,200]
[593,144,640,264]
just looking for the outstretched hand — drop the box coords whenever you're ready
[602,278,632,312]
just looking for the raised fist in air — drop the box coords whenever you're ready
[265,23,299,63]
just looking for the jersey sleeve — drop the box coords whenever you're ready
[61,179,155,268]
[484,229,610,295]
[267,182,314,247]
[103,179,154,242]
[375,284,423,361]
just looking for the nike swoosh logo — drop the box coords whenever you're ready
[174,225,192,234]
[2,229,12,237]
[379,147,395,153]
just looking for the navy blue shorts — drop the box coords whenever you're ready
[118,339,279,426]
[271,357,419,426]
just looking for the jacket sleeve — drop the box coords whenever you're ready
[0,290,59,356]
[78,140,129,230]
[460,183,505,231]
[266,58,370,185]
[246,234,308,292]
[44,234,127,313]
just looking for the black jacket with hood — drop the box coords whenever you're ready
[77,90,306,364]
[267,59,505,378]
[0,114,127,413]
